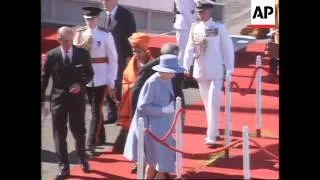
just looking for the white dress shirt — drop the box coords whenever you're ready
[105,5,118,28]
[60,46,73,63]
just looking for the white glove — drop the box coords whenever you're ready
[162,101,175,114]
[42,103,50,120]
[226,70,233,75]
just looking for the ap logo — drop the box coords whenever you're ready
[251,0,276,28]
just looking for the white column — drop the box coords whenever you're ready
[175,97,183,179]
[256,55,263,137]
[224,73,232,158]
[242,126,251,180]
[137,117,145,179]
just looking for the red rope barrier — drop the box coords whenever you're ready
[249,139,279,160]
[142,105,279,161]
[247,66,269,90]
[159,108,185,142]
[145,129,242,156]
[146,129,279,161]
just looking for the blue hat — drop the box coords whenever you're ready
[152,54,185,73]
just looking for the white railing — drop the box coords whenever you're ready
[242,126,251,179]
[137,117,145,179]
[175,97,183,178]
[256,55,263,137]
[224,72,232,158]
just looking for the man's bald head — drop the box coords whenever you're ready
[57,26,74,50]
[57,26,74,41]
[160,43,179,56]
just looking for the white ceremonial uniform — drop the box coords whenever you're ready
[74,26,118,88]
[183,18,234,143]
[173,0,198,65]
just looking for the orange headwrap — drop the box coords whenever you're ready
[128,32,151,51]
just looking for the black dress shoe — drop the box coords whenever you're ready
[163,172,171,179]
[56,165,70,179]
[130,165,137,174]
[81,160,90,173]
[216,136,223,141]
[104,119,117,124]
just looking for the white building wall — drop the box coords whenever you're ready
[119,0,173,12]
[41,0,229,33]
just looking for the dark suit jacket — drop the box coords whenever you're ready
[41,45,94,104]
[131,58,185,114]
[107,5,136,63]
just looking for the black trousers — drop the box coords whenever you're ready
[172,73,186,108]
[269,58,279,75]
[51,91,87,166]
[86,85,106,147]
[105,62,126,122]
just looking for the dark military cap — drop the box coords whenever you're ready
[82,7,103,19]
[195,0,222,12]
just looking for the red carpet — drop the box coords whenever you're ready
[182,66,279,179]
[41,28,59,53]
[41,27,278,179]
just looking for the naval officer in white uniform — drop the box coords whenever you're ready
[183,0,234,145]
[173,0,198,65]
[74,6,118,152]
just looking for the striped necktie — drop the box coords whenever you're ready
[108,14,112,28]
[64,51,71,66]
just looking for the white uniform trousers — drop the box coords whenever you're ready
[197,79,223,142]
[175,29,190,66]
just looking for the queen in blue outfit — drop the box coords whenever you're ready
[123,54,184,179]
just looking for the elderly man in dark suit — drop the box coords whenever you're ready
[99,0,137,123]
[41,26,94,179]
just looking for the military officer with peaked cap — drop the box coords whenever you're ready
[74,6,118,153]
[183,0,234,145]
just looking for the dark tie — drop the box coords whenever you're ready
[107,14,112,29]
[64,51,71,66]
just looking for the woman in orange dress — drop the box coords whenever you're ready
[118,33,153,131]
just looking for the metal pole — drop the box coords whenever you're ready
[137,117,145,179]
[224,73,232,158]
[242,126,251,179]
[256,55,262,137]
[175,97,183,179]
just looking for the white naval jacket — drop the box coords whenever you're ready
[173,0,198,30]
[74,26,118,88]
[183,18,234,80]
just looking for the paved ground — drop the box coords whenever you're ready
[223,0,251,35]
[41,78,202,180]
